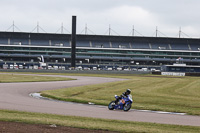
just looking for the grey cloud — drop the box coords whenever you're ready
[0,0,200,37]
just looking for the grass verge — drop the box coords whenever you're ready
[0,73,74,82]
[0,109,199,133]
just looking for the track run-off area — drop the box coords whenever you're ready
[0,74,200,127]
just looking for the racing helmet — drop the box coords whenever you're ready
[126,89,131,95]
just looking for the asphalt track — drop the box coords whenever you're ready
[0,74,200,127]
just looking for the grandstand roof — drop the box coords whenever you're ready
[0,31,200,46]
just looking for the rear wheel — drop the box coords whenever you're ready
[108,101,115,110]
[123,102,131,111]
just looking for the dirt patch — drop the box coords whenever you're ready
[0,121,117,133]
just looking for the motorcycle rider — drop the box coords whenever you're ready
[115,89,131,104]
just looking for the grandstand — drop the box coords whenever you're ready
[0,31,200,70]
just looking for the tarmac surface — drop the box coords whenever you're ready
[0,74,200,126]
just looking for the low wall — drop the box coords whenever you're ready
[185,73,200,76]
[152,71,200,76]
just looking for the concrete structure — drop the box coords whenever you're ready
[0,31,200,70]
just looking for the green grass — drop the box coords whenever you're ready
[0,109,199,133]
[42,75,200,115]
[0,72,200,132]
[0,73,74,82]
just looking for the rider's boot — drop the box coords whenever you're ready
[115,98,119,105]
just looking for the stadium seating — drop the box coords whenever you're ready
[0,38,9,44]
[170,43,189,50]
[51,40,70,47]
[10,39,29,45]
[76,41,90,47]
[31,40,50,46]
[1,36,199,52]
[151,43,170,50]
[190,44,200,51]
[92,41,110,48]
[111,42,130,49]
[131,43,150,49]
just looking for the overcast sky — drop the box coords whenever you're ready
[0,0,200,38]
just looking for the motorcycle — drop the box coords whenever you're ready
[108,94,133,111]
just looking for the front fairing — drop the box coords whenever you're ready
[127,95,133,103]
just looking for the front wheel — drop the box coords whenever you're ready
[108,101,115,110]
[123,102,131,111]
